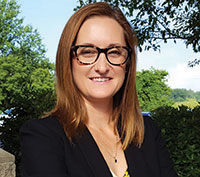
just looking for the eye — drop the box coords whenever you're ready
[108,48,122,57]
[78,47,97,57]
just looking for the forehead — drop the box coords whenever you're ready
[75,16,126,46]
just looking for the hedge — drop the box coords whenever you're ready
[152,106,200,177]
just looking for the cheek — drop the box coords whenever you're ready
[72,60,88,86]
[120,67,127,85]
[72,60,80,85]
[119,65,126,79]
[116,69,126,87]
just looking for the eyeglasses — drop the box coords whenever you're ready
[71,45,131,66]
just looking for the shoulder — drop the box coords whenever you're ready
[20,116,66,141]
[20,116,70,175]
[143,115,156,127]
[142,116,163,147]
[142,117,178,176]
[143,116,160,136]
[21,116,61,129]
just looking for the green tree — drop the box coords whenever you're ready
[173,98,200,109]
[75,0,200,66]
[170,88,195,102]
[0,0,56,116]
[0,55,55,112]
[0,0,56,176]
[0,0,46,57]
[136,68,172,111]
[194,91,200,102]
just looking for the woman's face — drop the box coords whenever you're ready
[72,16,127,103]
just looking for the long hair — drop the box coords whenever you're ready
[49,2,144,149]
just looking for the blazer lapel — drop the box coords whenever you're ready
[76,124,152,177]
[76,128,112,177]
[125,144,150,177]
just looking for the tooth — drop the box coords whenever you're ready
[93,78,109,82]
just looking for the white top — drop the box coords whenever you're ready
[110,169,129,177]
[110,169,118,177]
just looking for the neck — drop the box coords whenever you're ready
[84,98,114,129]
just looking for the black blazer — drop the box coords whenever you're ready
[20,116,178,177]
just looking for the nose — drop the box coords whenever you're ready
[94,53,109,74]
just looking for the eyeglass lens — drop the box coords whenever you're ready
[74,46,129,65]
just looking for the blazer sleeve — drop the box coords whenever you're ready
[20,118,69,177]
[144,117,179,177]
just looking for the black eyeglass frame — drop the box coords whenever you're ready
[71,45,132,66]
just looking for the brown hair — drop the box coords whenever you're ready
[49,2,144,149]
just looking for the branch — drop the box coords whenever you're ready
[188,58,200,67]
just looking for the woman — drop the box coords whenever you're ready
[20,2,178,177]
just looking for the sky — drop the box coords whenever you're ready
[17,0,200,92]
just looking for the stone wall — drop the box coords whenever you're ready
[0,148,16,177]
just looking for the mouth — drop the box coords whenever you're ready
[90,77,112,82]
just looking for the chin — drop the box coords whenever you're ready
[86,93,116,102]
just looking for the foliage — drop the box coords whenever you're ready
[152,106,200,177]
[136,68,172,111]
[170,88,195,102]
[75,0,200,66]
[173,98,200,109]
[194,91,200,102]
[0,55,55,112]
[188,58,200,67]
[0,0,56,176]
[0,0,46,57]
[170,88,200,103]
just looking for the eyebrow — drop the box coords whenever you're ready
[76,43,126,48]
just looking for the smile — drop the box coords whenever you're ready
[90,77,112,82]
